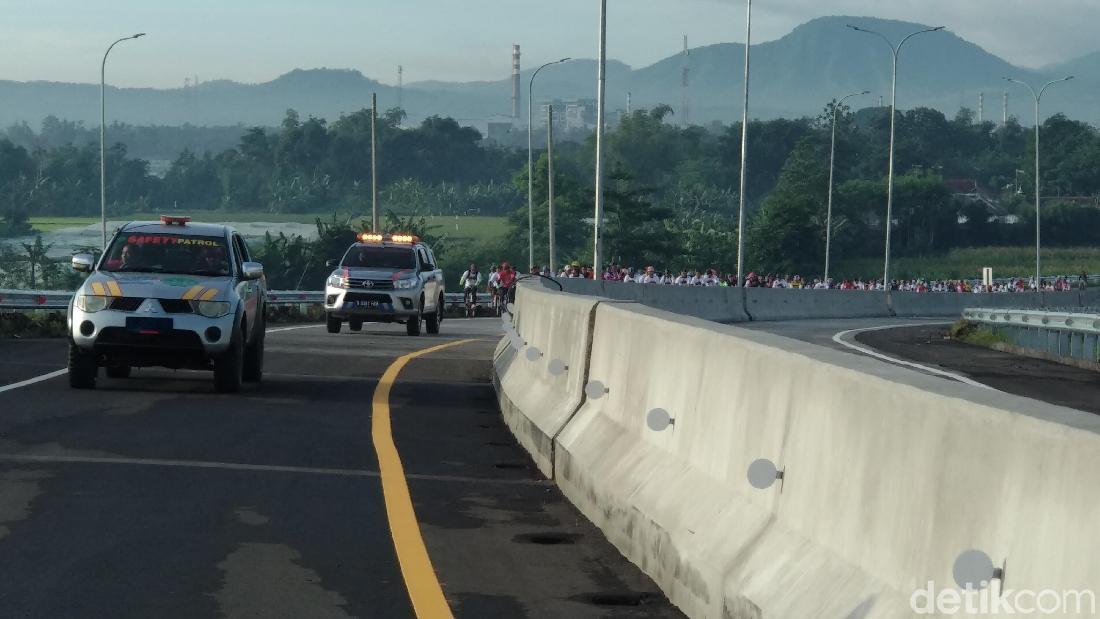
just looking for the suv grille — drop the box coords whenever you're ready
[347,278,394,290]
[109,297,143,312]
[158,299,194,314]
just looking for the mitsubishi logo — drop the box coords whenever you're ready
[364,281,374,289]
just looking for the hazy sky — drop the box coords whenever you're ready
[1,0,1096,88]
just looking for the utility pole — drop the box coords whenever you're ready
[978,92,984,123]
[735,0,752,287]
[592,0,608,279]
[681,35,690,127]
[371,92,379,232]
[1003,91,1009,125]
[397,65,403,121]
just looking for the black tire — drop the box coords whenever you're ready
[349,319,363,332]
[105,365,131,379]
[326,313,342,334]
[406,313,422,336]
[425,296,443,334]
[214,327,244,393]
[67,342,97,389]
[242,317,265,383]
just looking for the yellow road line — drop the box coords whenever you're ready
[373,339,474,619]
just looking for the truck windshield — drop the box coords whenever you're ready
[341,245,416,270]
[101,233,232,276]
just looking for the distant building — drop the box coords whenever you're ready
[538,98,599,132]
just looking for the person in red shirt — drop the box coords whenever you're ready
[497,262,517,305]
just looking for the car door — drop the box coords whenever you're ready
[418,247,439,310]
[232,234,259,340]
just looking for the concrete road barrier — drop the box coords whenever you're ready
[493,285,601,477]
[503,290,1100,618]
[745,288,890,321]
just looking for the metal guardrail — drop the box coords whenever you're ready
[1,289,492,311]
[964,306,1100,364]
[963,307,1100,337]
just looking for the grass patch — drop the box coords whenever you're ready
[0,311,68,338]
[834,246,1100,280]
[950,320,1011,348]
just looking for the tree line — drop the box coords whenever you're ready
[3,102,1100,283]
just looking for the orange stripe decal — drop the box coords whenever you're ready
[90,282,106,296]
[182,285,205,300]
[200,288,219,301]
[106,281,123,297]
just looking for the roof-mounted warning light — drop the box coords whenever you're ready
[161,215,191,226]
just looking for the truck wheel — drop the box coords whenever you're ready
[326,314,342,334]
[68,342,97,389]
[349,319,363,332]
[406,314,422,336]
[425,296,443,334]
[105,365,131,379]
[243,318,265,383]
[214,328,244,393]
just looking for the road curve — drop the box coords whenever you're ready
[0,320,681,619]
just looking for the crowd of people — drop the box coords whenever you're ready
[533,262,1088,293]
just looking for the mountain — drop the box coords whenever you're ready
[0,16,1095,133]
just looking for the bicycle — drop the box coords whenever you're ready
[464,286,479,317]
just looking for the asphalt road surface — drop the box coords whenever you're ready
[0,320,682,618]
[856,323,1100,415]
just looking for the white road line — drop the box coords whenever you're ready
[265,324,326,334]
[0,369,68,394]
[0,324,324,393]
[0,453,548,486]
[832,323,998,391]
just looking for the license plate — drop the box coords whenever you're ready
[125,317,173,334]
[353,301,390,309]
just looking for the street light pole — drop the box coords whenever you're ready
[825,90,869,283]
[593,0,607,280]
[528,57,571,272]
[1004,75,1073,289]
[547,104,557,273]
[847,24,942,289]
[100,32,145,250]
[371,92,379,232]
[735,0,752,287]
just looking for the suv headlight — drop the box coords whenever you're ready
[393,277,419,290]
[195,301,231,318]
[74,293,108,313]
[327,275,349,289]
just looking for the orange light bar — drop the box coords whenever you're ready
[161,215,191,226]
[390,234,418,244]
[359,233,384,243]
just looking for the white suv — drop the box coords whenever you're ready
[323,233,445,336]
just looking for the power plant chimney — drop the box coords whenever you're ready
[512,44,521,120]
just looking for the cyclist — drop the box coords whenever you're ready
[458,263,482,317]
[497,262,517,315]
[487,264,501,310]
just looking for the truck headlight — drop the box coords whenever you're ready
[74,294,108,313]
[393,277,419,290]
[195,301,231,318]
[327,275,349,289]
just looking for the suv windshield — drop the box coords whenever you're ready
[101,232,232,276]
[342,245,416,270]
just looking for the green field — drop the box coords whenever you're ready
[833,247,1100,280]
[29,213,510,245]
